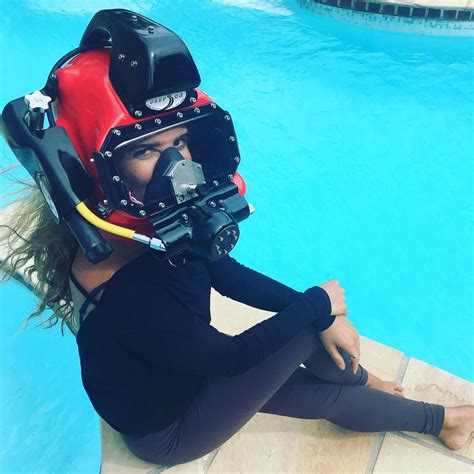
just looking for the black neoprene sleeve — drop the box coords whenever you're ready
[205,255,303,311]
[118,282,335,377]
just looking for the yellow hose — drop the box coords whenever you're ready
[75,201,135,239]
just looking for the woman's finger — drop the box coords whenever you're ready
[327,344,345,370]
[349,342,360,374]
[351,356,360,375]
[356,334,361,357]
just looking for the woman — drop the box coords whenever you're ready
[1,9,473,469]
[69,123,473,465]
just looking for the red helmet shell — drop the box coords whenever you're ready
[54,48,246,239]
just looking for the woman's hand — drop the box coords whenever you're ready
[318,315,361,374]
[318,280,347,317]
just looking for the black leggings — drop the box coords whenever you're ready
[121,327,445,467]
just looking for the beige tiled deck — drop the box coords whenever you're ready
[373,433,473,473]
[400,359,474,460]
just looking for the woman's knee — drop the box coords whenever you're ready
[327,348,368,386]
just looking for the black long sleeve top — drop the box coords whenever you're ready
[74,251,335,435]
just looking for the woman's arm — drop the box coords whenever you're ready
[118,282,334,377]
[205,255,302,312]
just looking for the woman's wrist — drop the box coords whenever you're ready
[302,286,334,331]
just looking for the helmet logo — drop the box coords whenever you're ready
[145,91,186,112]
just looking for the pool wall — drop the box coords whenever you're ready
[299,0,474,35]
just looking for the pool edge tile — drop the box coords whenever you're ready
[373,432,474,473]
[399,358,474,460]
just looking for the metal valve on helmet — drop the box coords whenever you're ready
[211,225,239,257]
[142,147,208,207]
[188,205,240,259]
[24,90,52,133]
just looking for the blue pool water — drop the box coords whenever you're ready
[1,1,472,472]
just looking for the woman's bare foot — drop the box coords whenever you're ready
[438,405,474,451]
[365,372,405,397]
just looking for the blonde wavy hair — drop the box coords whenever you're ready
[0,121,79,336]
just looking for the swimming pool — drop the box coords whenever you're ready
[1,0,472,471]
